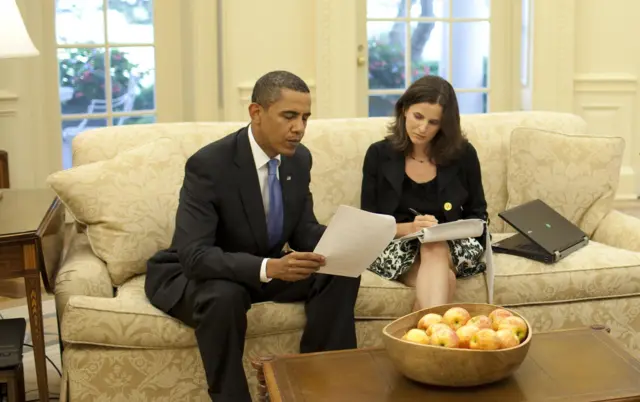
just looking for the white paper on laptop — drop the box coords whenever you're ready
[314,205,396,278]
[399,218,485,243]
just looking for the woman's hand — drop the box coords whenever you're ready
[411,215,438,232]
[395,215,439,239]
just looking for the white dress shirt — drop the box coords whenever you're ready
[248,125,280,283]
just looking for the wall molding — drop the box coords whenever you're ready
[574,73,638,93]
[0,89,18,117]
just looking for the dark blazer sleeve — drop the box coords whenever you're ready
[360,143,379,213]
[288,152,326,252]
[173,154,263,290]
[462,142,488,222]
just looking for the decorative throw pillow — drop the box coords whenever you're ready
[506,127,624,237]
[47,137,190,285]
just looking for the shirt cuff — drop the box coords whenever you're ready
[260,258,272,283]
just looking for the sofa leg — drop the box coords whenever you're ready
[251,356,275,402]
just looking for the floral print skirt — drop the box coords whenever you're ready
[368,237,486,281]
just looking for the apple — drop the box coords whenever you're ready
[402,328,430,345]
[468,315,492,330]
[443,307,471,330]
[417,313,443,331]
[496,328,520,349]
[456,324,480,349]
[430,327,460,348]
[489,308,513,331]
[469,328,501,350]
[498,316,528,342]
[426,323,452,337]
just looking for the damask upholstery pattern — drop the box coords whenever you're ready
[506,127,625,237]
[52,112,640,402]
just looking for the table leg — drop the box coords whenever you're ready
[23,244,49,402]
[252,356,274,402]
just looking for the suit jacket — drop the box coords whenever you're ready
[360,139,488,243]
[145,127,326,312]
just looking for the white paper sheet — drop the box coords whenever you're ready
[314,205,397,278]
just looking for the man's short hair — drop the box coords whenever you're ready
[251,71,310,108]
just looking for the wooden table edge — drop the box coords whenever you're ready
[253,325,623,401]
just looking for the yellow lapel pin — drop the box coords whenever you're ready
[444,202,452,211]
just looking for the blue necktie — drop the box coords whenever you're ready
[267,159,283,249]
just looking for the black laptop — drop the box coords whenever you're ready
[0,318,26,369]
[492,199,589,264]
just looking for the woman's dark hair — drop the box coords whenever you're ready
[386,75,467,165]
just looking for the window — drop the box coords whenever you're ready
[56,0,156,169]
[367,0,490,117]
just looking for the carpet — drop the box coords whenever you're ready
[0,299,61,401]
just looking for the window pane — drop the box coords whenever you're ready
[107,0,154,44]
[367,0,406,19]
[451,22,489,89]
[451,0,490,19]
[410,21,448,82]
[61,118,107,169]
[110,47,155,112]
[521,0,530,86]
[456,92,487,114]
[112,115,156,126]
[56,0,105,45]
[411,0,449,18]
[58,48,107,116]
[369,94,400,117]
[368,21,407,90]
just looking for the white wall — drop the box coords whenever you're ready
[531,0,640,199]
[220,0,317,121]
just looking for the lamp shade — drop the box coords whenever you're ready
[0,0,39,59]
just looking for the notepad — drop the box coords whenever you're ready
[399,218,485,243]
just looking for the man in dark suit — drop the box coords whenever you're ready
[144,71,361,402]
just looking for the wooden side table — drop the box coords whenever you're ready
[0,189,65,402]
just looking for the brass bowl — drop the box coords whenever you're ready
[382,303,532,387]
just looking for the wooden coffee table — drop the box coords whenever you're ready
[253,326,640,401]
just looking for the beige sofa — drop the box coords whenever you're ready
[51,111,640,402]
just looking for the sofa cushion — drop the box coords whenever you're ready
[505,128,625,236]
[62,236,640,348]
[47,138,206,286]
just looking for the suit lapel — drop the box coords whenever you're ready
[383,152,405,196]
[234,129,269,253]
[279,156,296,241]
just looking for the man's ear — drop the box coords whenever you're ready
[248,103,262,123]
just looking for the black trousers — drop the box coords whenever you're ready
[168,273,361,402]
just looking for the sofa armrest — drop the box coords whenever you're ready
[55,230,114,319]
[592,210,640,252]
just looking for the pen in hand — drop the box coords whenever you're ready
[409,208,422,216]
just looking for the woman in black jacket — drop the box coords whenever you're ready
[361,75,488,310]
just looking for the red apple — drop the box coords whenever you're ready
[468,315,492,330]
[469,329,501,350]
[489,308,513,331]
[496,329,520,349]
[456,325,480,349]
[443,307,471,330]
[430,327,460,348]
[417,313,443,331]
[402,328,430,345]
[426,323,452,337]
[498,316,528,342]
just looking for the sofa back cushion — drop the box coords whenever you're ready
[72,112,588,235]
[505,127,625,237]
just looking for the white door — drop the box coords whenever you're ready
[53,0,182,169]
[358,0,517,117]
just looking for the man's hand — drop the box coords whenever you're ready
[266,252,326,282]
